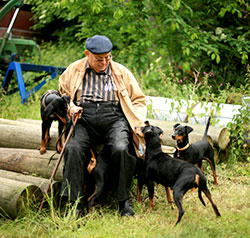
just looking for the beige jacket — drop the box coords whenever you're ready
[59,57,147,132]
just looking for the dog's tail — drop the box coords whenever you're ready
[203,116,211,140]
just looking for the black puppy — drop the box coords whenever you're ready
[138,121,221,226]
[39,90,70,154]
[172,117,218,185]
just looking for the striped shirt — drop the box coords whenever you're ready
[75,62,119,104]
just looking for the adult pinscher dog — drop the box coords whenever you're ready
[138,121,221,226]
[172,117,218,185]
[39,90,70,154]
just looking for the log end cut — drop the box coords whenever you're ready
[0,178,43,219]
[218,128,230,150]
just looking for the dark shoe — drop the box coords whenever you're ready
[119,200,135,217]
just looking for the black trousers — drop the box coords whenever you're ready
[60,102,137,204]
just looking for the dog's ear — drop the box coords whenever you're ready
[144,121,150,126]
[185,126,193,134]
[155,126,163,135]
[173,123,180,129]
[43,104,54,117]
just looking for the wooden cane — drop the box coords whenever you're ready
[38,113,79,211]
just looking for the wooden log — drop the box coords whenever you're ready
[0,169,61,194]
[0,148,63,181]
[0,122,58,150]
[0,177,43,218]
[16,118,58,128]
[0,118,229,150]
[218,144,231,162]
[162,145,175,154]
[218,128,230,150]
[0,118,43,127]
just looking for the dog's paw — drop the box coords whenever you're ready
[39,147,46,154]
[56,145,62,154]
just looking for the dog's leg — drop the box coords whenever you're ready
[165,186,174,209]
[87,184,98,213]
[146,181,155,211]
[203,189,221,217]
[87,154,107,213]
[40,121,51,154]
[136,174,146,205]
[205,158,218,185]
[136,180,143,204]
[87,171,105,213]
[172,189,185,226]
[197,160,204,174]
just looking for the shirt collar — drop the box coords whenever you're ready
[86,60,111,76]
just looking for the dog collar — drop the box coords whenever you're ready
[177,143,190,151]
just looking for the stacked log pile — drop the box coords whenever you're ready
[0,118,231,218]
[0,118,62,218]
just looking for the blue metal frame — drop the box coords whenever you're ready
[2,61,66,103]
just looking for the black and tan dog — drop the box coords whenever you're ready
[137,121,221,226]
[39,90,70,154]
[172,117,218,185]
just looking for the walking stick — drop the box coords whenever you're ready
[39,112,80,211]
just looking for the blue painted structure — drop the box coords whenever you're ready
[2,59,65,103]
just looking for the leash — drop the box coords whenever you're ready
[38,112,80,212]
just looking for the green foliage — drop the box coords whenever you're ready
[25,0,249,92]
[227,66,250,162]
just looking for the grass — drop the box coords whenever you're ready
[0,164,249,238]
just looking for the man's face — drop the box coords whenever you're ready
[85,50,112,72]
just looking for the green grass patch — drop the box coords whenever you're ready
[0,165,249,238]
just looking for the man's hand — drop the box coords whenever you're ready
[69,106,83,119]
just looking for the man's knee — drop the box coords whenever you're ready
[112,142,128,155]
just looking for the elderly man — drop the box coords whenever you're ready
[59,35,147,216]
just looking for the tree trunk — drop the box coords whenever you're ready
[0,177,43,218]
[218,127,231,150]
[0,119,58,150]
[0,169,61,194]
[0,148,63,181]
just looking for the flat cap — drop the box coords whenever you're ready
[85,35,113,54]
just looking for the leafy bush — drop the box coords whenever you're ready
[26,0,250,94]
[227,66,250,162]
